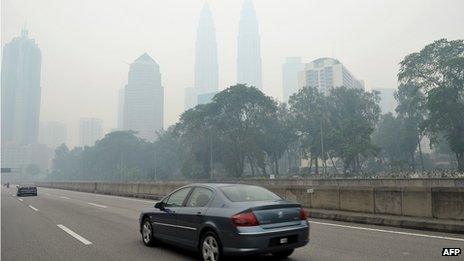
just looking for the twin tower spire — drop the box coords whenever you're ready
[195,0,262,94]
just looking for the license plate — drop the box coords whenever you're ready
[280,237,288,244]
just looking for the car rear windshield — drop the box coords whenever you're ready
[220,185,281,202]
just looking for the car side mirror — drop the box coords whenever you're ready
[155,202,165,210]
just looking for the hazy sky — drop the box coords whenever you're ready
[2,0,464,147]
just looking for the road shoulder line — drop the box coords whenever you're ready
[309,220,464,242]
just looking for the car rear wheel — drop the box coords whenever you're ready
[141,218,155,246]
[272,249,294,259]
[201,232,222,261]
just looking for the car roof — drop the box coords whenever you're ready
[186,183,257,188]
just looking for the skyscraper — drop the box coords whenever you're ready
[185,3,219,110]
[298,57,364,94]
[195,3,218,93]
[237,0,262,90]
[282,57,304,102]
[123,53,164,141]
[79,118,103,147]
[1,29,42,145]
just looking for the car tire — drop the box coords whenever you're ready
[141,218,155,246]
[201,231,222,261]
[272,249,294,259]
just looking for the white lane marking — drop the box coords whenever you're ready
[57,225,93,245]
[18,198,23,202]
[87,202,107,209]
[28,205,39,211]
[309,221,464,242]
[45,193,51,196]
[59,196,71,199]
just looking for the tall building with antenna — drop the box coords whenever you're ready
[186,2,219,110]
[1,29,42,145]
[237,0,262,90]
[195,2,219,93]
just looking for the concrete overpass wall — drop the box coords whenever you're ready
[37,179,464,221]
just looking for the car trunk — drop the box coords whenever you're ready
[247,201,302,228]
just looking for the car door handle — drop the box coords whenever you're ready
[196,212,202,216]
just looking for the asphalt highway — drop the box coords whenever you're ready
[2,186,463,261]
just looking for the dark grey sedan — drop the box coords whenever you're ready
[139,183,310,261]
[16,184,37,196]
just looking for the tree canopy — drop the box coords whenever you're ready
[398,39,464,171]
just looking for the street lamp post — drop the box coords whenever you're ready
[209,133,213,181]
[154,149,157,181]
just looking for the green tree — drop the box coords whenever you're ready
[153,128,182,180]
[175,84,286,178]
[261,103,297,175]
[174,104,216,179]
[51,144,70,178]
[289,86,328,174]
[398,39,464,171]
[208,84,278,177]
[394,83,427,170]
[328,87,381,173]
[372,113,409,170]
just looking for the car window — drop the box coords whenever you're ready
[186,187,213,207]
[166,187,191,207]
[220,185,281,202]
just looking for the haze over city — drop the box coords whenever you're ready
[2,0,464,147]
[2,1,464,261]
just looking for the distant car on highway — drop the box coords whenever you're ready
[139,183,309,261]
[16,184,38,196]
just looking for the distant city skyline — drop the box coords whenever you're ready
[2,0,463,147]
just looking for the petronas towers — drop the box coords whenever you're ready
[187,1,262,109]
[237,0,262,90]
[195,3,219,93]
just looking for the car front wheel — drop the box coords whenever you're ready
[272,249,294,259]
[141,218,155,246]
[201,232,222,261]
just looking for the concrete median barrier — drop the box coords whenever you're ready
[401,187,433,218]
[340,187,374,213]
[374,187,403,215]
[432,187,464,220]
[309,187,340,210]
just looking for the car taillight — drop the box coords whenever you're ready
[231,211,259,226]
[299,208,309,220]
